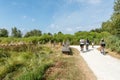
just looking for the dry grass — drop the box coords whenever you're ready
[44,47,97,80]
[105,49,120,59]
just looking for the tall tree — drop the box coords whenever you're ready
[114,0,120,14]
[111,0,120,36]
[0,28,8,37]
[102,0,120,37]
[24,29,42,37]
[11,27,22,37]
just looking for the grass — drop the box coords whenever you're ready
[0,44,54,80]
[0,43,96,80]
[44,48,96,80]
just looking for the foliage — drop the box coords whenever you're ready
[90,28,103,33]
[24,29,42,37]
[102,0,120,37]
[0,28,8,37]
[105,35,120,53]
[0,45,54,80]
[73,31,110,45]
[11,27,22,38]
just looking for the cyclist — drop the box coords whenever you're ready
[80,39,85,51]
[100,39,106,54]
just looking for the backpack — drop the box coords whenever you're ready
[101,42,105,47]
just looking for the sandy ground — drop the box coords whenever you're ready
[70,45,120,80]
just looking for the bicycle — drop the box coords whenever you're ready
[100,46,105,55]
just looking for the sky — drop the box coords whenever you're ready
[0,0,114,34]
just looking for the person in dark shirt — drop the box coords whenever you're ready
[85,38,90,50]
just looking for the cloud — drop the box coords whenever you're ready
[23,16,27,19]
[31,18,35,22]
[22,16,36,22]
[48,12,83,33]
[47,9,104,34]
[66,28,73,32]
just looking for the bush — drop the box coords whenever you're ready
[105,35,120,54]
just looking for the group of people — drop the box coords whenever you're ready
[80,38,106,54]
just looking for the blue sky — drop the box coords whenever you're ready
[0,0,114,34]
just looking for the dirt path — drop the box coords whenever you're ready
[70,45,120,80]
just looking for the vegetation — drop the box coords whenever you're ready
[44,47,96,80]
[106,36,120,53]
[0,28,8,37]
[0,0,120,80]
[24,29,42,37]
[11,27,22,38]
[0,42,97,80]
[0,44,54,80]
[102,0,120,37]
[101,0,120,54]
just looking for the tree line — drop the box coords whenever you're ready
[0,27,42,38]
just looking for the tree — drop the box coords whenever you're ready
[114,0,120,14]
[24,29,42,37]
[112,0,120,36]
[0,28,8,37]
[102,0,120,37]
[58,31,63,35]
[47,32,52,36]
[101,21,113,33]
[11,27,22,38]
[90,28,103,33]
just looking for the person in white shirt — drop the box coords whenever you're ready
[80,39,85,51]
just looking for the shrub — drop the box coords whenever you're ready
[105,35,120,54]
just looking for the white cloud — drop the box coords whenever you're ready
[48,12,83,33]
[45,0,112,34]
[22,16,36,22]
[66,28,73,32]
[47,10,103,34]
[31,18,35,22]
[22,16,27,19]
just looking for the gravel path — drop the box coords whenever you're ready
[70,45,120,80]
